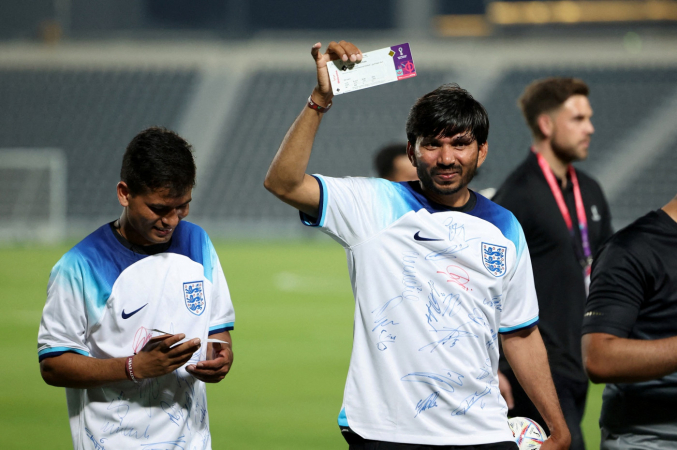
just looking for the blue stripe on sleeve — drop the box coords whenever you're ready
[299,175,328,227]
[499,316,539,334]
[209,322,235,335]
[38,347,89,362]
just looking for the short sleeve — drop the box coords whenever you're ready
[300,175,417,247]
[37,254,91,362]
[499,224,539,334]
[206,238,235,335]
[582,241,646,337]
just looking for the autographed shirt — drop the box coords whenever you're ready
[582,209,677,437]
[38,221,235,450]
[301,176,539,446]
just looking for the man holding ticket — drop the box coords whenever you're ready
[38,127,235,449]
[265,41,570,449]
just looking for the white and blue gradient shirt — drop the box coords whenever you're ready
[38,221,235,450]
[301,176,539,446]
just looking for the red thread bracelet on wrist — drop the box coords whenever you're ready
[307,95,332,113]
[125,356,140,384]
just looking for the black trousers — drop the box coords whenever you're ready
[341,427,518,450]
[504,368,588,450]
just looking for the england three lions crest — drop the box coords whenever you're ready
[184,281,206,316]
[482,243,507,277]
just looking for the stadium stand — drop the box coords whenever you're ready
[0,68,198,224]
[1,60,676,236]
[611,131,677,227]
[198,70,453,223]
[198,66,677,230]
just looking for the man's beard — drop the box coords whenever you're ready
[416,158,479,197]
[551,130,586,164]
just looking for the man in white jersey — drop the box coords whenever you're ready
[264,41,570,450]
[38,127,235,449]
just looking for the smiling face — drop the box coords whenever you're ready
[408,132,488,202]
[117,182,192,246]
[545,94,594,163]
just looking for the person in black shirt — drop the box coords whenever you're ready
[582,196,677,448]
[493,77,613,450]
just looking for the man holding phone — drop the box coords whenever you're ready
[38,127,235,449]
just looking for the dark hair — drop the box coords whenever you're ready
[519,77,589,139]
[406,84,489,146]
[120,127,196,196]
[374,143,408,178]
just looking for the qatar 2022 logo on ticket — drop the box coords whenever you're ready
[183,281,205,316]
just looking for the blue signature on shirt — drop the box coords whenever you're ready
[401,371,464,393]
[419,322,479,353]
[415,391,440,417]
[450,386,491,416]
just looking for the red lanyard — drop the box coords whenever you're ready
[534,151,592,264]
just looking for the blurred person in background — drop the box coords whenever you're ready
[265,39,571,450]
[374,143,418,181]
[493,78,613,450]
[38,127,235,449]
[582,194,677,449]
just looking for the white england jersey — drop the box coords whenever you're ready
[38,221,235,450]
[301,176,539,446]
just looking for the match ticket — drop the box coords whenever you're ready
[150,329,229,346]
[327,43,417,95]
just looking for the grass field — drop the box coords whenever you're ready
[0,241,604,449]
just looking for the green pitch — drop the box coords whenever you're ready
[0,241,603,449]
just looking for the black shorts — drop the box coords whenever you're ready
[341,426,518,450]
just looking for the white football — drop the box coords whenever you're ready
[508,417,548,450]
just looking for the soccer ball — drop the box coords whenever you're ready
[508,417,547,450]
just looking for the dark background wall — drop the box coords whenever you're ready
[0,0,491,39]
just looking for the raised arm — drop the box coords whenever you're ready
[263,41,362,218]
[501,327,571,450]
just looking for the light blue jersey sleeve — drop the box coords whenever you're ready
[301,175,419,247]
[498,220,539,333]
[38,251,99,361]
[205,236,235,335]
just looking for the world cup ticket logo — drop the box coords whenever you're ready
[184,281,206,316]
[391,43,416,80]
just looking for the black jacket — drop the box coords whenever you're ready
[494,151,613,382]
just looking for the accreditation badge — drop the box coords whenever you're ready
[583,258,593,296]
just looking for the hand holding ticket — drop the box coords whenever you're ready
[327,43,417,95]
[150,329,229,347]
[310,40,363,107]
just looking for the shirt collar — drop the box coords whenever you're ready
[109,221,173,255]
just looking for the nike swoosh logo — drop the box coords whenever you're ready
[122,303,148,319]
[414,231,443,242]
